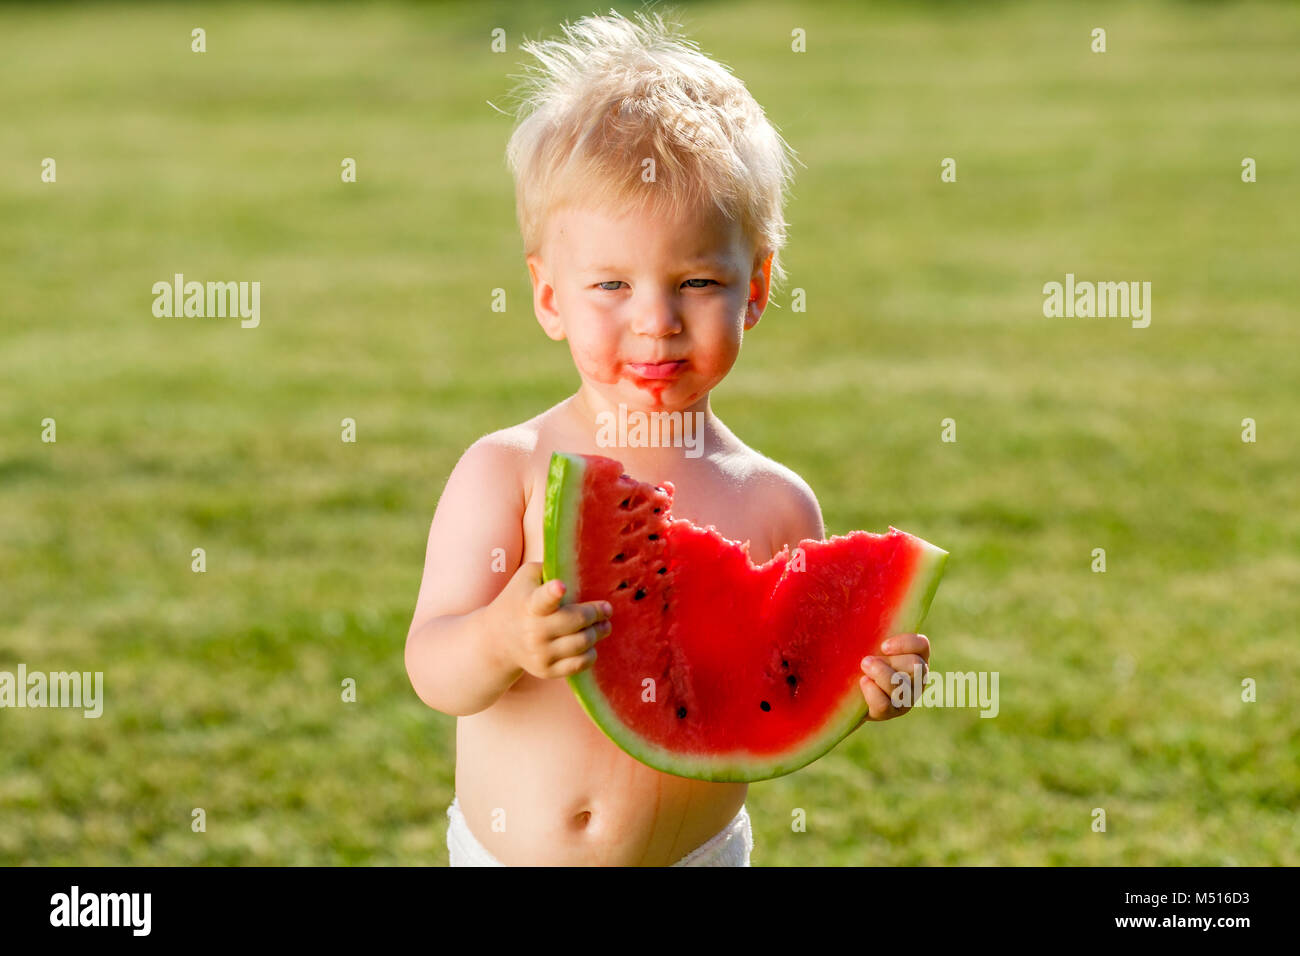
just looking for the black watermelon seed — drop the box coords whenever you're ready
[619,498,630,508]
[648,533,659,541]
[634,588,647,600]
[617,581,628,590]
[657,566,667,575]
[614,553,626,562]
[653,508,661,514]
[677,706,687,718]
[760,701,771,712]
[786,675,797,687]
[781,659,789,668]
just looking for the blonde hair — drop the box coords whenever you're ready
[505,8,797,288]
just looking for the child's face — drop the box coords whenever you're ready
[527,199,771,412]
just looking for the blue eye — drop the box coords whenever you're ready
[592,278,717,290]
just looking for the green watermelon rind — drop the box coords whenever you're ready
[542,451,949,783]
[542,451,585,599]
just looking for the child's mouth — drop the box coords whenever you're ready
[624,360,687,380]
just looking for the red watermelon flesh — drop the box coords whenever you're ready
[543,452,948,782]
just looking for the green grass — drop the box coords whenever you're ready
[2,0,1297,865]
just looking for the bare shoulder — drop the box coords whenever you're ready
[445,423,537,502]
[412,421,543,622]
[716,444,825,552]
[440,397,588,518]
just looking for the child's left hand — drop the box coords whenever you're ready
[856,633,930,724]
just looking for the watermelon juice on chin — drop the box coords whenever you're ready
[543,451,948,783]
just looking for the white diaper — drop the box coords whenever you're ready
[446,795,753,866]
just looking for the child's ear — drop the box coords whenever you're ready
[744,251,773,331]
[527,254,565,341]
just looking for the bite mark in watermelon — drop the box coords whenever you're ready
[543,452,948,782]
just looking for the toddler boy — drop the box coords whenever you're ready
[405,10,930,866]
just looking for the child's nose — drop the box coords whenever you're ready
[629,293,683,337]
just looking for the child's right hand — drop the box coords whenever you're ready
[493,562,613,679]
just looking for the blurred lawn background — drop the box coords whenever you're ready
[1,0,1297,865]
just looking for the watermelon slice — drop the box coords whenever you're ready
[543,452,948,782]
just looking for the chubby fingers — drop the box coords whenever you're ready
[880,634,929,692]
[524,584,615,677]
[547,618,613,668]
[885,653,928,690]
[881,633,930,663]
[545,598,613,677]
[527,576,569,615]
[860,676,898,720]
[549,598,612,637]
[860,656,908,720]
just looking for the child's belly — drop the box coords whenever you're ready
[452,672,748,866]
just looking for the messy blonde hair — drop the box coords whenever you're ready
[505,8,797,289]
